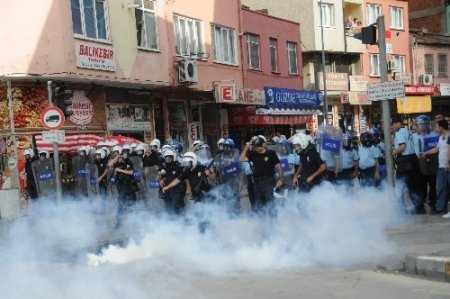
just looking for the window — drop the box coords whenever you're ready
[425,54,434,75]
[390,7,404,29]
[391,55,405,73]
[369,54,380,76]
[270,38,278,73]
[212,25,236,64]
[135,0,158,50]
[247,34,260,70]
[319,3,334,27]
[70,0,108,40]
[438,54,448,77]
[173,14,205,58]
[367,4,382,25]
[287,42,298,74]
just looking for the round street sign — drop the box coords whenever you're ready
[40,107,65,131]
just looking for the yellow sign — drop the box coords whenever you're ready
[396,96,432,114]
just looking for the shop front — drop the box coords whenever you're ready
[318,72,350,129]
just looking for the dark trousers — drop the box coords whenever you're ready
[359,167,376,188]
[417,172,436,212]
[336,168,355,187]
[246,175,255,212]
[26,179,38,200]
[116,183,136,227]
[163,187,184,215]
[436,168,449,213]
[253,176,275,214]
[324,170,336,183]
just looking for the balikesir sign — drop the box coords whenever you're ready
[75,41,116,71]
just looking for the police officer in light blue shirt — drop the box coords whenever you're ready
[392,116,422,214]
[413,115,438,213]
[358,131,380,187]
[336,132,359,187]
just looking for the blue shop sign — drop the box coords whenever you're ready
[264,87,321,110]
[424,136,439,152]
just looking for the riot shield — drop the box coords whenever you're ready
[106,164,118,201]
[195,146,213,167]
[273,142,295,190]
[31,159,56,200]
[317,125,343,173]
[72,156,90,198]
[214,153,243,204]
[144,166,163,213]
[86,162,99,200]
[130,156,146,201]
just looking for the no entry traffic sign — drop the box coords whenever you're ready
[40,107,65,130]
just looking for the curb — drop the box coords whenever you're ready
[405,255,450,282]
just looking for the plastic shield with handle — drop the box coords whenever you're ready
[31,152,57,200]
[144,165,163,213]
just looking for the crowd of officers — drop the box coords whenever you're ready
[22,113,450,227]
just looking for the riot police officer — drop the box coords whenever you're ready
[24,148,38,200]
[113,150,135,228]
[72,146,90,198]
[94,149,108,200]
[336,132,359,187]
[358,131,380,188]
[159,147,184,214]
[31,149,56,200]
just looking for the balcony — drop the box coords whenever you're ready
[345,34,366,53]
[344,0,362,4]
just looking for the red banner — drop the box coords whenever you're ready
[404,85,435,95]
[228,106,312,126]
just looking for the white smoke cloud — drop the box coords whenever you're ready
[0,183,404,298]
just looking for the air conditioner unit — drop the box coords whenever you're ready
[419,74,433,85]
[387,60,397,71]
[178,60,198,84]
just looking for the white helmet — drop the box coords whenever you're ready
[150,138,161,150]
[292,133,310,150]
[112,145,123,155]
[78,146,88,156]
[162,148,177,162]
[123,144,132,153]
[95,149,106,159]
[217,138,225,146]
[258,135,267,143]
[272,136,280,144]
[135,144,145,154]
[38,149,50,158]
[131,143,137,152]
[193,140,203,148]
[101,147,110,157]
[183,151,198,169]
[273,187,288,200]
[161,144,172,154]
[24,148,34,158]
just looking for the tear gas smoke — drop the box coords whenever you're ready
[0,183,404,298]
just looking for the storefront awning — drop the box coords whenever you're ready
[396,96,432,114]
[36,134,103,153]
[228,106,312,126]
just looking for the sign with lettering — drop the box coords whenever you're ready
[424,136,439,152]
[215,84,236,102]
[264,87,321,110]
[42,130,66,143]
[318,72,349,91]
[37,171,54,181]
[404,85,435,95]
[77,168,89,176]
[394,73,413,85]
[237,89,266,105]
[75,41,116,72]
[368,81,405,101]
[322,138,341,153]
[149,180,159,189]
[440,83,450,96]
[69,91,94,125]
[349,76,369,92]
[222,162,241,179]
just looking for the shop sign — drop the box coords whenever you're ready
[404,85,435,95]
[439,83,450,96]
[264,87,321,110]
[69,91,94,126]
[42,130,66,143]
[386,43,393,54]
[349,92,371,105]
[188,122,198,144]
[106,103,152,131]
[368,81,405,101]
[318,72,349,91]
[215,84,236,103]
[237,89,265,105]
[75,41,116,72]
[396,96,432,114]
[222,124,229,137]
[349,76,369,92]
[394,73,413,85]
[228,107,312,126]
[341,93,349,104]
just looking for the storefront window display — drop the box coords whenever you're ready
[168,100,188,148]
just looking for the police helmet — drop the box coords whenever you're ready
[183,151,198,169]
[252,136,266,147]
[112,145,123,155]
[78,146,88,156]
[360,131,373,147]
[122,144,132,153]
[135,144,146,155]
[38,149,50,158]
[163,148,177,162]
[150,138,161,150]
[169,140,183,155]
[415,115,430,124]
[217,138,225,146]
[95,149,106,160]
[24,148,34,158]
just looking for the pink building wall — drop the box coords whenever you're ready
[362,0,410,82]
[412,45,450,85]
[0,0,171,86]
[240,8,303,90]
[165,0,244,91]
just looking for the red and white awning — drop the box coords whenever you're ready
[36,134,104,153]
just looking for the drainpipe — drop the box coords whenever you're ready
[238,0,246,90]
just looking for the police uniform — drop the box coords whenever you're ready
[214,152,241,214]
[298,148,325,192]
[95,157,108,199]
[358,145,379,187]
[242,160,255,211]
[247,149,280,211]
[160,161,184,214]
[337,148,359,184]
[178,165,210,202]
[320,149,337,182]
[143,151,163,168]
[114,158,135,227]
[25,157,38,200]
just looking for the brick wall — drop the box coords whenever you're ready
[409,0,442,12]
[410,14,445,32]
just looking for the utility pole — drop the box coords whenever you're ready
[47,81,63,203]
[377,16,395,188]
[319,0,328,126]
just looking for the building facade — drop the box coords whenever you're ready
[409,0,450,34]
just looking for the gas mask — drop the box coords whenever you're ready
[137,150,144,156]
[79,151,86,157]
[39,154,47,161]
[95,154,102,161]
[223,145,232,155]
[25,155,31,160]
[122,153,129,160]
[164,155,174,163]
